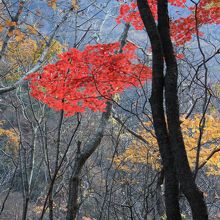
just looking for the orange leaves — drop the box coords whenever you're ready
[13,29,25,41]
[0,19,17,33]
[26,42,151,116]
[0,121,19,155]
[0,25,3,33]
[48,0,57,10]
[47,0,79,10]
[5,20,17,27]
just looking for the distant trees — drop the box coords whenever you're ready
[0,0,220,220]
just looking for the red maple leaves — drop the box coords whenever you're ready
[116,0,220,46]
[26,42,151,116]
[116,3,144,30]
[27,0,219,116]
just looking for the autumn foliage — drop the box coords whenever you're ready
[26,42,151,116]
[0,121,19,155]
[116,0,220,45]
[114,114,220,175]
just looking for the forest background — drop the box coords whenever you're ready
[0,0,220,219]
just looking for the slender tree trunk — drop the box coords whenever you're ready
[137,1,181,219]
[66,102,112,220]
[66,157,81,220]
[20,146,30,220]
[22,197,29,220]
[66,21,132,220]
[49,191,54,220]
[157,1,208,219]
[39,111,64,220]
[67,176,80,220]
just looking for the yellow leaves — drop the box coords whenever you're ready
[0,19,16,36]
[13,29,25,41]
[15,34,24,41]
[48,0,57,10]
[6,24,38,41]
[72,0,79,10]
[47,0,79,10]
[4,27,25,40]
[180,114,220,175]
[109,116,118,126]
[113,114,220,176]
[4,37,38,65]
[26,25,38,35]
[205,1,220,9]
[46,39,64,57]
[5,20,17,27]
[114,139,161,172]
[33,204,44,215]
[0,121,19,155]
[113,93,120,102]
[1,36,64,81]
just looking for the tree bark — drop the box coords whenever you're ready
[137,0,208,219]
[137,1,181,219]
[66,155,81,220]
[66,102,112,220]
[157,0,208,219]
[21,197,29,220]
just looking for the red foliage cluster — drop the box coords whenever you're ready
[172,0,220,45]
[116,3,144,30]
[26,42,151,116]
[116,0,220,45]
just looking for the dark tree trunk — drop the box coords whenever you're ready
[66,162,81,220]
[137,0,208,219]
[49,191,54,220]
[137,1,181,219]
[157,0,208,219]
[66,103,112,220]
[21,197,29,220]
